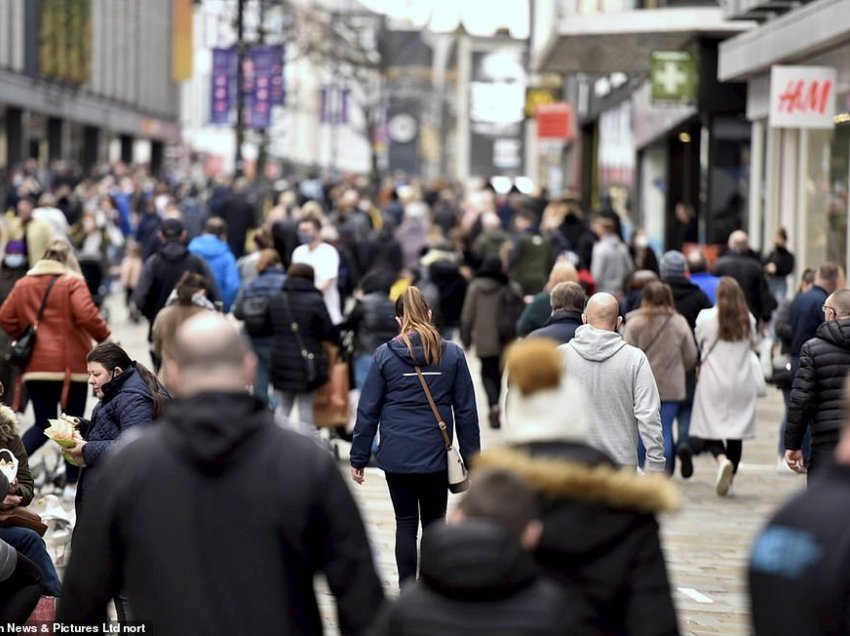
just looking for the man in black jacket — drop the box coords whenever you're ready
[785,289,850,478]
[750,377,850,635]
[528,281,585,344]
[58,314,383,635]
[371,469,577,635]
[712,230,776,323]
[790,262,840,375]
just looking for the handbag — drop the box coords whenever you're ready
[314,344,350,428]
[5,275,61,369]
[414,366,469,494]
[280,293,317,385]
[0,507,48,536]
[750,350,768,397]
[240,295,272,337]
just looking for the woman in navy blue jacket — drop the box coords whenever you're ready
[350,287,480,586]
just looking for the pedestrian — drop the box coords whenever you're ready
[790,262,840,377]
[590,215,633,296]
[516,261,579,337]
[561,292,667,472]
[785,289,850,479]
[188,217,241,312]
[527,281,585,344]
[749,375,850,635]
[291,216,343,325]
[370,469,575,635]
[508,209,555,296]
[340,269,398,390]
[763,227,795,305]
[629,229,659,274]
[152,272,217,384]
[624,281,698,475]
[471,212,510,264]
[690,277,762,496]
[558,199,595,270]
[395,201,430,275]
[232,249,286,405]
[685,249,719,304]
[268,263,338,436]
[236,227,274,285]
[461,257,521,429]
[57,313,383,634]
[0,472,43,622]
[0,241,29,402]
[660,250,712,329]
[212,177,258,259]
[0,240,110,501]
[118,239,143,320]
[350,287,480,587]
[711,230,776,324]
[7,197,55,269]
[478,338,680,635]
[133,218,220,370]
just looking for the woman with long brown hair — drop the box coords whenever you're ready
[350,287,480,586]
[690,276,760,496]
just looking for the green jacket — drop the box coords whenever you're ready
[0,405,34,505]
[517,292,552,337]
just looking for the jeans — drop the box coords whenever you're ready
[676,374,696,452]
[385,471,448,586]
[0,526,61,597]
[354,355,373,391]
[23,380,88,485]
[639,402,678,475]
[479,356,502,408]
[274,391,315,436]
[768,277,788,306]
[252,340,274,406]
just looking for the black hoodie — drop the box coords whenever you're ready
[787,318,850,454]
[58,393,383,636]
[371,520,577,635]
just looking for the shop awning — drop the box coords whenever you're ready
[537,8,753,76]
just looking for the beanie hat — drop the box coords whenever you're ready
[659,250,687,280]
[503,339,589,445]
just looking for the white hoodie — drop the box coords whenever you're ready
[561,325,666,472]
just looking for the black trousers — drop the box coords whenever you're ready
[0,553,42,622]
[703,439,743,473]
[479,356,502,408]
[385,471,448,586]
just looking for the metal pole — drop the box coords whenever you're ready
[234,0,245,177]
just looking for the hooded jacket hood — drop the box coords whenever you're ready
[161,392,270,475]
[388,332,445,367]
[568,324,627,362]
[190,234,231,259]
[158,239,191,263]
[816,318,850,350]
[420,520,538,600]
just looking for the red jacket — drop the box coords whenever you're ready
[0,260,110,400]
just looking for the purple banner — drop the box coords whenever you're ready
[270,44,285,106]
[250,45,277,129]
[210,48,236,125]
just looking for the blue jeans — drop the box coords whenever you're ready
[769,277,788,306]
[251,340,274,406]
[639,402,679,475]
[354,355,373,391]
[0,526,61,596]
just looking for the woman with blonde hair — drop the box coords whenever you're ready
[350,286,480,586]
[690,276,761,496]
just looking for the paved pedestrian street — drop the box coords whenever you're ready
[31,299,804,634]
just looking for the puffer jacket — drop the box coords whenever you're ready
[0,405,34,505]
[77,365,157,513]
[476,442,680,636]
[342,292,397,357]
[267,277,338,394]
[371,520,577,635]
[0,260,111,393]
[350,333,480,473]
[786,318,850,454]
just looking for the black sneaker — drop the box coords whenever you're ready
[677,446,694,479]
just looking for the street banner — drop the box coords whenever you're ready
[250,45,277,129]
[769,66,836,129]
[270,45,285,106]
[210,48,236,125]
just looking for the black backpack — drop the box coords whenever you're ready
[498,284,526,344]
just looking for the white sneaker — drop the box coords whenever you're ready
[715,459,734,497]
[62,484,77,503]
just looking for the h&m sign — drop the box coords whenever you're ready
[769,65,836,129]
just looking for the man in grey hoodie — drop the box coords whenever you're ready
[560,293,666,472]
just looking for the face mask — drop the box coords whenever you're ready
[4,255,24,268]
[298,232,314,245]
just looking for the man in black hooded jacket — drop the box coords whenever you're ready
[785,289,850,478]
[58,313,383,635]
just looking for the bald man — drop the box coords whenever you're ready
[711,230,776,322]
[560,293,666,472]
[786,289,850,479]
[58,314,383,633]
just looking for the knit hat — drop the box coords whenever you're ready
[659,250,687,280]
[503,339,589,445]
[160,218,185,239]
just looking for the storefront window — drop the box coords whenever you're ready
[806,122,850,271]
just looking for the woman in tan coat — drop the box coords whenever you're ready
[624,281,697,475]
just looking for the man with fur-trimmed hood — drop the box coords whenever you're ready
[476,338,680,636]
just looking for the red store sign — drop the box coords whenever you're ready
[769,65,837,129]
[536,102,573,140]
